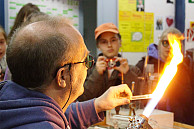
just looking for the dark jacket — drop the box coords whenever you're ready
[0,81,104,129]
[136,44,193,125]
[78,53,142,101]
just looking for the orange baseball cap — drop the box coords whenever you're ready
[95,23,119,40]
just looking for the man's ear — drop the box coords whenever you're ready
[56,68,67,88]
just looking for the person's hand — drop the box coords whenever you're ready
[94,84,132,113]
[96,56,107,75]
[113,57,129,74]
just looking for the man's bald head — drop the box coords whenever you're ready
[7,16,85,90]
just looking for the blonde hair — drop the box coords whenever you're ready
[159,27,182,45]
[158,27,183,62]
[158,27,182,49]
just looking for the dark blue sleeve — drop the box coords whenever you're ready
[13,122,61,129]
[65,99,104,129]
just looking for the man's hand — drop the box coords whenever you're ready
[96,56,107,75]
[113,57,129,74]
[94,84,132,113]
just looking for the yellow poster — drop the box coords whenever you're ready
[119,0,136,11]
[119,11,154,52]
[190,21,194,29]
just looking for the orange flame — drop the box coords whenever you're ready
[143,34,183,117]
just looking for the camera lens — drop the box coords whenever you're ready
[108,60,116,68]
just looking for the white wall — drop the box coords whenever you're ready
[97,0,118,26]
[185,1,194,50]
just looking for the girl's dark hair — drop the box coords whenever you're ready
[7,3,40,44]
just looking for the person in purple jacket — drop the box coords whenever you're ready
[0,16,132,129]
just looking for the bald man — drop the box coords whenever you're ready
[0,16,132,129]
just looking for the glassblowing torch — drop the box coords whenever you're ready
[127,114,153,129]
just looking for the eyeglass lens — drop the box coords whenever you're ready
[85,55,94,69]
[162,40,169,47]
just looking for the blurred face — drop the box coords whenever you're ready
[138,0,142,4]
[97,32,121,58]
[159,36,172,62]
[0,33,6,59]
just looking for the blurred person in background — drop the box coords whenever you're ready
[0,25,7,81]
[79,23,141,102]
[136,27,193,125]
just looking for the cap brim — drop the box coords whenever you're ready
[95,29,119,40]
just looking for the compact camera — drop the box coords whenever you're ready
[105,58,120,68]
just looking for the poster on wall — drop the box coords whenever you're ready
[187,21,194,42]
[155,16,163,31]
[165,16,174,28]
[136,0,144,12]
[119,0,136,11]
[118,0,153,52]
[119,11,154,52]
[167,0,174,4]
[187,29,194,41]
[190,21,194,29]
[7,0,79,32]
[189,0,194,3]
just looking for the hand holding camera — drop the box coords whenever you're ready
[113,57,129,74]
[96,56,108,75]
[96,56,129,75]
[105,58,120,69]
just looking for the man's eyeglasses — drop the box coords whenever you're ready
[162,40,170,48]
[63,55,94,69]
